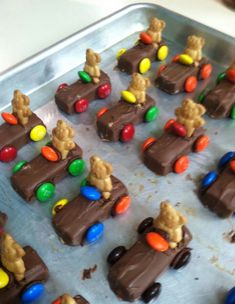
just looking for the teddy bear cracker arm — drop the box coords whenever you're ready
[12,90,32,126]
[127,73,151,104]
[175,99,206,137]
[52,120,76,160]
[83,48,101,84]
[153,201,187,249]
[87,155,113,199]
[0,232,26,281]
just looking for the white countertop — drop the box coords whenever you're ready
[0,0,234,73]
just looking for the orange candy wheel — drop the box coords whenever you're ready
[194,135,210,152]
[184,76,197,93]
[96,107,108,119]
[41,146,59,162]
[230,160,235,173]
[164,118,175,131]
[139,32,153,44]
[200,63,213,80]
[146,232,169,252]
[142,137,157,152]
[52,299,61,304]
[174,155,189,174]
[227,68,235,83]
[172,54,180,62]
[1,112,18,125]
[115,196,131,215]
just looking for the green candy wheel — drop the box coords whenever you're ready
[145,106,159,122]
[12,160,27,174]
[68,159,86,176]
[216,71,226,84]
[80,178,88,187]
[78,71,92,84]
[231,105,235,120]
[36,182,55,202]
[198,90,206,103]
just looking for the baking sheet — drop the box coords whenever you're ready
[0,3,235,304]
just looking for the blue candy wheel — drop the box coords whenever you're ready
[85,222,104,244]
[201,171,217,189]
[21,282,45,303]
[225,287,235,304]
[218,151,235,169]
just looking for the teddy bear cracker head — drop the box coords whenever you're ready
[186,35,205,51]
[86,48,101,66]
[158,201,186,229]
[149,17,166,32]
[130,73,151,91]
[90,155,113,180]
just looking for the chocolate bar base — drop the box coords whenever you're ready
[74,295,89,304]
[108,226,192,302]
[0,113,44,151]
[55,71,110,114]
[53,175,128,246]
[0,246,49,304]
[199,156,235,218]
[11,144,83,201]
[203,79,235,118]
[96,96,155,141]
[117,41,165,74]
[143,128,205,176]
[156,58,207,94]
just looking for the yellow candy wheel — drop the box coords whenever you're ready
[139,58,151,74]
[116,48,126,59]
[157,45,169,61]
[30,125,47,142]
[52,198,69,216]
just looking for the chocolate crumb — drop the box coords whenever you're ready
[86,127,90,131]
[82,264,97,280]
[185,174,193,181]
[223,230,235,243]
[194,277,199,280]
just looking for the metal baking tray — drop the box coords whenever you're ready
[0,3,235,304]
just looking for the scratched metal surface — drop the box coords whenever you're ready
[0,3,235,304]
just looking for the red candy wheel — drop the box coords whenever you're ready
[184,76,197,93]
[0,146,17,163]
[172,122,187,137]
[157,65,167,76]
[230,160,235,173]
[172,54,180,62]
[74,98,89,113]
[57,83,68,92]
[120,124,135,142]
[52,299,61,304]
[227,69,235,84]
[142,137,157,152]
[174,155,189,174]
[97,83,112,99]
[114,196,131,215]
[164,119,175,131]
[96,107,108,119]
[200,64,213,80]
[194,135,210,152]
[140,32,153,44]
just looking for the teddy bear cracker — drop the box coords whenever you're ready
[96,73,159,142]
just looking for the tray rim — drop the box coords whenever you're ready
[0,2,234,80]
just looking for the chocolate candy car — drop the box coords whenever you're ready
[52,294,89,304]
[198,65,235,118]
[156,36,213,94]
[199,151,235,218]
[52,156,131,246]
[0,90,46,163]
[117,17,168,74]
[55,49,111,114]
[107,203,192,303]
[96,73,159,142]
[0,212,49,304]
[11,120,85,202]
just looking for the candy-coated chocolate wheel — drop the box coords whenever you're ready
[170,247,191,269]
[172,54,180,62]
[164,118,175,131]
[226,68,235,84]
[52,298,61,304]
[184,76,197,93]
[30,125,47,142]
[157,64,167,76]
[120,124,135,142]
[137,217,154,234]
[116,48,126,59]
[226,287,235,304]
[80,178,88,187]
[0,146,17,163]
[198,90,206,103]
[12,160,27,174]
[97,107,108,119]
[74,98,89,113]
[230,160,235,173]
[78,71,92,83]
[68,159,86,176]
[200,63,213,80]
[21,282,45,303]
[144,106,159,122]
[140,32,153,44]
[1,112,18,125]
[107,246,127,266]
[36,182,55,202]
[57,83,68,92]
[97,83,112,99]
[113,195,131,216]
[218,151,235,169]
[142,137,157,152]
[231,105,235,120]
[157,45,168,61]
[216,71,226,84]
[139,58,151,74]
[85,222,104,244]
[194,135,210,152]
[201,171,217,189]
[0,268,9,288]
[52,198,69,216]
[174,155,189,174]
[41,146,59,162]
[172,121,187,137]
[141,282,161,303]
[146,232,169,252]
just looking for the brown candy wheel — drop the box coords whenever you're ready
[170,247,192,269]
[107,246,127,266]
[142,282,162,303]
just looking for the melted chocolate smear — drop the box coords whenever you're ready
[82,264,97,280]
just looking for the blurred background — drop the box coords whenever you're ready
[0,0,234,73]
